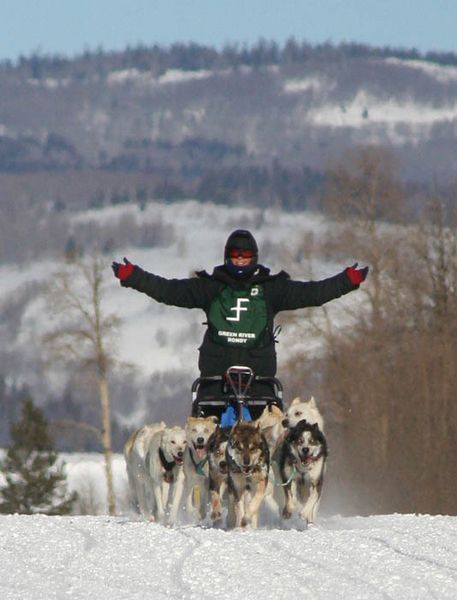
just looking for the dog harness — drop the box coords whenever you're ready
[189,449,208,477]
[159,448,175,483]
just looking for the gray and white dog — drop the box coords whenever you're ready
[124,422,166,517]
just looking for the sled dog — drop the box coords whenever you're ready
[254,404,286,454]
[183,415,218,522]
[146,425,187,525]
[279,419,327,525]
[284,396,324,431]
[123,421,166,516]
[207,426,231,526]
[253,405,287,518]
[226,421,270,528]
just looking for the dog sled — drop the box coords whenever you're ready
[191,365,283,423]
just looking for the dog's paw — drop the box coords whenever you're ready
[299,510,312,524]
[241,516,249,528]
[282,507,292,520]
[211,510,222,523]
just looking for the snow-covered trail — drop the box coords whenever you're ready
[1,513,456,599]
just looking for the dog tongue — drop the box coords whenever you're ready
[196,448,206,460]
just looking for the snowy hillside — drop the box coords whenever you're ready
[1,513,456,599]
[2,200,364,425]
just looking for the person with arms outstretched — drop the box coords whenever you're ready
[112,229,368,421]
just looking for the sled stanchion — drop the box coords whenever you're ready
[225,366,254,423]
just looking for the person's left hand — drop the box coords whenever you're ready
[345,262,369,285]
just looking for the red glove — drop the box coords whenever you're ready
[112,257,134,281]
[345,262,369,285]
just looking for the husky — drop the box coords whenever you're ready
[253,404,287,519]
[226,421,270,528]
[254,404,286,454]
[145,425,187,525]
[183,415,218,522]
[279,419,328,525]
[207,426,231,526]
[284,396,324,431]
[123,421,166,517]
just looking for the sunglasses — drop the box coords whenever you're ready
[228,248,255,259]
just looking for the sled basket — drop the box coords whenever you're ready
[191,365,283,421]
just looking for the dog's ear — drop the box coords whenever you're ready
[272,405,284,417]
[290,397,301,406]
[311,422,324,438]
[210,416,219,425]
[285,427,295,442]
[297,419,311,432]
[308,396,317,408]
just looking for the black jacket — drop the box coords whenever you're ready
[120,263,358,377]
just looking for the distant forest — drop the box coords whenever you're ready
[3,38,457,77]
[2,37,457,199]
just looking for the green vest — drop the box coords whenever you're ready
[208,284,268,348]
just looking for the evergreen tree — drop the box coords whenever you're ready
[0,397,76,515]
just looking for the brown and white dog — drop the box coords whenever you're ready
[183,415,218,522]
[123,421,166,517]
[145,425,187,525]
[253,404,287,519]
[278,419,327,525]
[207,426,231,527]
[226,421,270,528]
[254,404,286,455]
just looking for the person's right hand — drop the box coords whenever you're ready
[345,262,369,285]
[111,257,134,281]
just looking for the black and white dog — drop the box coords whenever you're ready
[279,419,327,525]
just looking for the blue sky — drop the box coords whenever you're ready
[1,0,456,62]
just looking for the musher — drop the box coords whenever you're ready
[112,229,368,423]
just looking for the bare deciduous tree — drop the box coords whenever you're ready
[281,148,457,516]
[43,256,119,515]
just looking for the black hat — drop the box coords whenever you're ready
[224,229,258,262]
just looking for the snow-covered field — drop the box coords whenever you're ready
[63,452,130,516]
[1,513,455,599]
[0,453,441,599]
[2,452,455,598]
